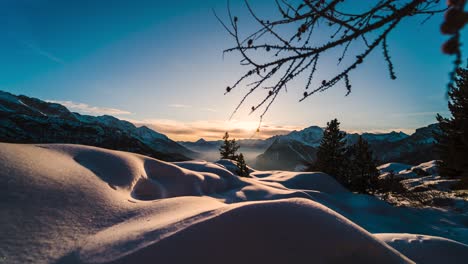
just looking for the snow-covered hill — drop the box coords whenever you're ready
[1,143,466,263]
[0,90,195,161]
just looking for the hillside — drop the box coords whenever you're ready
[0,90,195,161]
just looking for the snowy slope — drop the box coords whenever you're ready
[1,143,467,264]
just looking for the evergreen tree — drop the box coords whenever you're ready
[345,136,379,194]
[435,66,468,188]
[235,153,250,177]
[312,119,347,182]
[219,132,240,160]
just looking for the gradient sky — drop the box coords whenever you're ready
[0,0,463,140]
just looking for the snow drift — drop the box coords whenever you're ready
[0,143,467,263]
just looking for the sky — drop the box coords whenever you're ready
[0,0,463,141]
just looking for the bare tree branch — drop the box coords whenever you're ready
[216,0,466,123]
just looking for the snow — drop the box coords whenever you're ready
[1,143,467,264]
[375,234,468,264]
[412,160,439,175]
[378,162,413,174]
[282,125,323,146]
[376,160,468,214]
[378,161,442,181]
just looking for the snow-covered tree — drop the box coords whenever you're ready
[436,66,468,188]
[219,132,240,160]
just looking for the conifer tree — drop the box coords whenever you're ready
[312,119,347,182]
[235,153,250,177]
[345,136,379,193]
[219,132,240,160]
[435,66,468,188]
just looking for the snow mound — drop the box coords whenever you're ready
[78,199,411,264]
[255,171,348,194]
[376,233,468,264]
[1,143,467,264]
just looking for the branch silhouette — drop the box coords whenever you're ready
[216,0,467,125]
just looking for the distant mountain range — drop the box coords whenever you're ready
[0,91,195,161]
[180,124,441,171]
[0,90,441,168]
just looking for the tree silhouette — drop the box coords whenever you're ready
[345,136,379,193]
[236,153,251,177]
[217,0,467,123]
[311,118,347,180]
[219,132,241,160]
[435,65,468,188]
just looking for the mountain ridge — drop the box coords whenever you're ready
[179,123,438,171]
[0,90,195,161]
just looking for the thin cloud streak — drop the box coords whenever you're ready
[24,42,64,64]
[168,104,192,108]
[48,100,131,115]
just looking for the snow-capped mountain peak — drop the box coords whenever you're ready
[280,125,324,147]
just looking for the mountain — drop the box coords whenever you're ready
[179,138,221,151]
[253,124,439,170]
[255,137,317,171]
[252,126,322,170]
[179,138,273,151]
[279,125,324,147]
[0,90,195,161]
[178,124,432,170]
[346,131,409,145]
[369,124,440,164]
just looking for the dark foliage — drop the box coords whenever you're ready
[344,136,380,194]
[375,171,406,194]
[310,119,380,193]
[435,66,468,189]
[236,153,251,177]
[310,118,347,179]
[219,132,241,160]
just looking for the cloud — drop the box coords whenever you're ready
[48,100,131,116]
[126,118,302,141]
[24,42,64,64]
[168,104,192,108]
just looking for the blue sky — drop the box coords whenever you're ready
[0,0,462,140]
